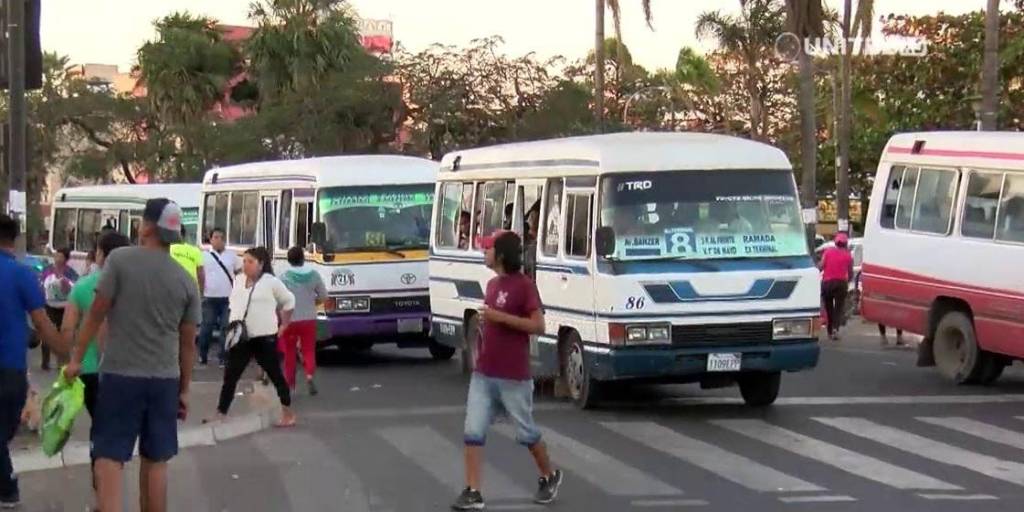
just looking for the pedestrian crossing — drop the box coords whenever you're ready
[21,413,1024,510]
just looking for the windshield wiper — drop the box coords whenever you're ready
[330,246,407,258]
[387,244,429,252]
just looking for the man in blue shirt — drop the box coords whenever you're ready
[0,213,64,508]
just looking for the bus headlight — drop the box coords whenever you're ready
[335,297,371,313]
[625,324,671,344]
[773,318,814,340]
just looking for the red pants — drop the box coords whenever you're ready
[278,320,317,389]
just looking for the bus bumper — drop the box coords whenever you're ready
[318,313,430,343]
[585,340,820,382]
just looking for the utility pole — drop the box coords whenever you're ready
[837,0,852,234]
[594,0,605,133]
[6,0,26,254]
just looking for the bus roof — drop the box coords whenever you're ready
[202,155,438,189]
[54,183,201,208]
[438,132,792,176]
[883,131,1024,170]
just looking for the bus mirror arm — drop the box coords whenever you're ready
[595,226,616,258]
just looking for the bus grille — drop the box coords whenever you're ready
[671,322,773,345]
[370,296,430,314]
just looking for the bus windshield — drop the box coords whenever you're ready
[318,184,434,253]
[599,170,807,261]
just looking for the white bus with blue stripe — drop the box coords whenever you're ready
[429,133,820,408]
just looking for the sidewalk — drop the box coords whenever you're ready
[10,349,281,474]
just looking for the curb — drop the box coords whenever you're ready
[11,409,278,475]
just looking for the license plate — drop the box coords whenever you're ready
[707,353,742,372]
[397,318,423,333]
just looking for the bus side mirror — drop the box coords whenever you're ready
[595,227,616,257]
[311,222,327,247]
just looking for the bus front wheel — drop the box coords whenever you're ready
[429,340,457,361]
[460,315,480,375]
[738,371,781,407]
[564,332,601,409]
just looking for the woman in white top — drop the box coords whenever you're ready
[212,246,297,427]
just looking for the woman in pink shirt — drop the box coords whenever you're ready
[819,233,854,340]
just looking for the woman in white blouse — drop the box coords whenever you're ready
[212,246,297,427]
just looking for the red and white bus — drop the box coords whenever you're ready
[861,132,1024,385]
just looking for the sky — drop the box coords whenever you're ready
[43,0,984,72]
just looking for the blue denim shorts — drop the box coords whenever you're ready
[92,373,179,463]
[464,373,542,447]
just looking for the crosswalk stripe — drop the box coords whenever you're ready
[918,417,1024,451]
[778,495,857,503]
[378,425,529,500]
[494,424,683,497]
[917,493,999,501]
[602,421,823,493]
[814,417,1024,487]
[631,498,710,507]
[713,419,961,491]
[253,430,371,512]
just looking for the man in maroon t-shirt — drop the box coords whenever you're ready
[452,231,563,511]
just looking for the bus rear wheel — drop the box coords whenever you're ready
[738,371,781,407]
[933,311,986,385]
[460,315,480,375]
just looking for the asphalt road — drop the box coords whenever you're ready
[16,321,1024,512]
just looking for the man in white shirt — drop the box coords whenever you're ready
[199,228,240,366]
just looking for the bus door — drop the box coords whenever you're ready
[514,180,545,372]
[260,193,279,252]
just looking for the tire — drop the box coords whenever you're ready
[738,371,781,407]
[564,332,601,409]
[932,311,985,385]
[429,340,456,361]
[460,315,480,375]
[976,355,1006,386]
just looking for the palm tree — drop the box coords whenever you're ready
[136,13,238,127]
[980,0,1000,130]
[782,0,826,245]
[594,0,653,130]
[696,0,787,140]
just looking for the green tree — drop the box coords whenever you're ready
[697,0,788,140]
[246,0,365,102]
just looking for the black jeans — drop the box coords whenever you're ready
[821,279,848,336]
[0,369,28,501]
[41,306,66,369]
[217,336,291,414]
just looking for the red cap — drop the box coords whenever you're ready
[477,230,511,250]
[834,232,849,244]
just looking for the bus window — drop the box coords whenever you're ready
[894,168,919,230]
[229,191,258,246]
[880,166,904,229]
[473,181,506,249]
[502,182,516,230]
[295,201,313,249]
[997,174,1024,243]
[460,183,474,249]
[542,179,563,257]
[564,194,593,258]
[203,192,230,241]
[279,190,292,249]
[76,209,102,252]
[436,182,464,249]
[52,208,76,251]
[129,218,141,245]
[962,172,1002,240]
[118,211,129,237]
[910,168,957,235]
